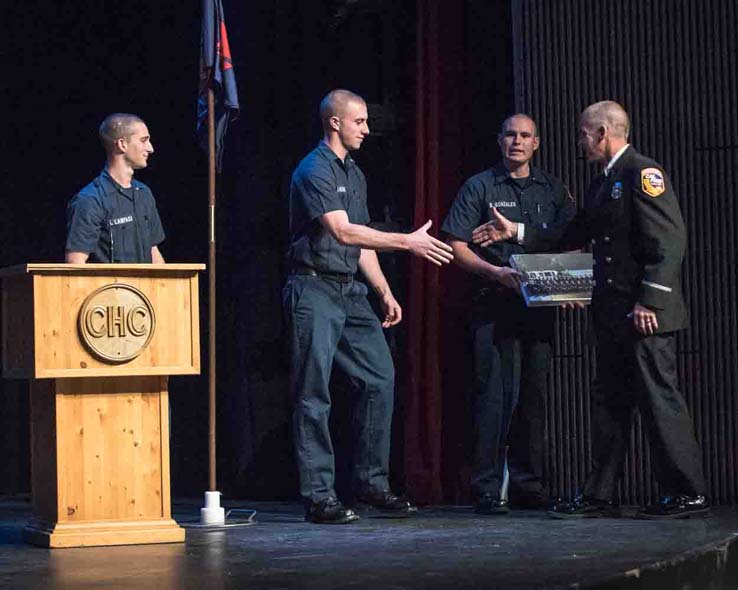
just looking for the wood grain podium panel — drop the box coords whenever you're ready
[26,376,184,547]
[1,264,201,548]
[1,264,203,379]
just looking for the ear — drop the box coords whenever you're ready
[532,136,541,152]
[497,133,504,149]
[115,137,128,154]
[330,116,340,132]
[598,126,607,141]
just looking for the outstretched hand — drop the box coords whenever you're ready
[471,207,518,247]
[406,220,454,266]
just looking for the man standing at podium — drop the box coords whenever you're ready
[65,113,165,264]
[284,89,453,524]
[442,114,575,514]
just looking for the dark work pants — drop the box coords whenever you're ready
[583,332,705,501]
[470,294,553,499]
[507,340,551,497]
[283,275,394,503]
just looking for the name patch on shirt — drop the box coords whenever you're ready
[490,201,517,208]
[337,186,347,193]
[110,216,134,226]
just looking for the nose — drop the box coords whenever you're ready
[363,123,370,136]
[148,141,154,153]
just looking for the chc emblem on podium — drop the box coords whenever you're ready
[77,283,156,363]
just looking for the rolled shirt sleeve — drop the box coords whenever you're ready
[293,169,347,224]
[66,192,105,254]
[442,177,485,242]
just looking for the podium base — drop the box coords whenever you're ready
[24,518,185,548]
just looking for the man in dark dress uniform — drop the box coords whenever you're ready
[66,113,165,264]
[284,89,454,524]
[442,114,576,514]
[473,101,708,519]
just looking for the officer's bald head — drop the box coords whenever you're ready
[319,89,366,131]
[500,114,538,137]
[99,113,146,153]
[581,101,630,140]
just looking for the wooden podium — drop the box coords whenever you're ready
[0,263,204,548]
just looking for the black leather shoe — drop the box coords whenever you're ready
[354,489,418,518]
[305,497,360,524]
[474,493,511,515]
[638,495,710,520]
[548,495,618,519]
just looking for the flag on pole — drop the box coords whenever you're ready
[198,0,239,171]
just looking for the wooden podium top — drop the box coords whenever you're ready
[1,264,205,379]
[0,263,205,277]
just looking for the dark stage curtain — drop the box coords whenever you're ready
[405,0,512,504]
[405,0,446,505]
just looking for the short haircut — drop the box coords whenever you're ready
[319,89,366,127]
[581,101,630,139]
[500,113,538,137]
[98,113,145,152]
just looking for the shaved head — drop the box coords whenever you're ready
[319,89,366,131]
[581,101,630,140]
[500,113,538,137]
[99,113,146,153]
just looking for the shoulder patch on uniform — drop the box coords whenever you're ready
[641,167,665,197]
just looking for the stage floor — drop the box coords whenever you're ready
[0,497,737,589]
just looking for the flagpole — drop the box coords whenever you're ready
[207,85,217,493]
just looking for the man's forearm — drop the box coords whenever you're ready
[151,246,165,264]
[358,249,392,297]
[334,222,410,252]
[65,251,90,263]
[448,240,499,281]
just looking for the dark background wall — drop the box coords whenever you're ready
[512,0,738,504]
[2,0,735,507]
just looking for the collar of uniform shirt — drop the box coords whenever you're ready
[604,143,630,176]
[492,162,547,184]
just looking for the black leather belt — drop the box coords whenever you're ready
[291,266,354,284]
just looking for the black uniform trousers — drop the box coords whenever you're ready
[470,290,552,499]
[283,274,394,503]
[583,331,705,501]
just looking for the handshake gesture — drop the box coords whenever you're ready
[406,220,454,266]
[471,207,518,247]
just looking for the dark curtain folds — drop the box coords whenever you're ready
[405,0,445,505]
[405,0,513,504]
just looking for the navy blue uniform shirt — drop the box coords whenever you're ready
[66,169,165,263]
[442,162,575,268]
[287,142,371,275]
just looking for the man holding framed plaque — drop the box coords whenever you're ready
[442,114,575,514]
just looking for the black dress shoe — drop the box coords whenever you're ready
[638,495,710,520]
[354,489,418,518]
[548,495,619,519]
[474,493,511,515]
[305,497,360,524]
